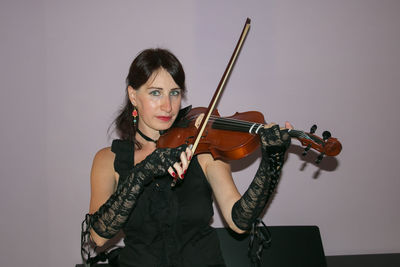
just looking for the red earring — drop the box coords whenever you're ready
[132,107,138,125]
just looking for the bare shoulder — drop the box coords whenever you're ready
[91,146,116,183]
[93,147,115,165]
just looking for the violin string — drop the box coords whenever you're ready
[188,115,256,127]
[209,116,257,126]
[209,116,261,133]
[187,114,327,146]
[188,114,256,126]
[210,117,315,140]
[187,114,324,142]
[186,114,263,133]
[212,116,260,126]
[290,130,308,139]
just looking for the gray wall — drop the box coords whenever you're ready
[1,0,399,266]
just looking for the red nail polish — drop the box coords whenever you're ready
[171,172,176,177]
[184,170,187,174]
[180,174,184,179]
[189,156,192,161]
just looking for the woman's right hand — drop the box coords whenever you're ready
[167,145,192,180]
[138,144,192,183]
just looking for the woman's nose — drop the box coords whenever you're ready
[160,96,172,112]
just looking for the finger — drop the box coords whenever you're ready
[173,161,184,180]
[264,122,276,129]
[285,121,294,130]
[180,151,189,175]
[168,166,177,179]
[185,146,193,161]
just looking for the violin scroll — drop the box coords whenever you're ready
[289,125,342,164]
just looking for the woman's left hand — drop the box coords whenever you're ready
[260,122,292,154]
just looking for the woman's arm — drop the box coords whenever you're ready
[201,123,291,233]
[199,154,245,233]
[89,147,117,247]
[88,145,189,247]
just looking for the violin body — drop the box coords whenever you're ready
[157,107,266,161]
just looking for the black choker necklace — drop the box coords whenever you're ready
[137,129,157,143]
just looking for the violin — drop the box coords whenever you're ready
[157,18,342,166]
[157,106,342,163]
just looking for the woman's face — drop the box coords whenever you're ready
[128,68,182,135]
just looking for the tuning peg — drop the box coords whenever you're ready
[315,152,325,164]
[302,144,312,156]
[310,124,317,134]
[322,131,331,141]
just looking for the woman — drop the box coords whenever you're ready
[87,48,291,267]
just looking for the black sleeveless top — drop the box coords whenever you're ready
[111,140,226,267]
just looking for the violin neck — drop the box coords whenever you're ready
[211,117,323,144]
[211,117,264,134]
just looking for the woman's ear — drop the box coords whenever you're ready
[127,86,137,106]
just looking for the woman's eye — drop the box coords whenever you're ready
[149,90,161,96]
[170,90,181,96]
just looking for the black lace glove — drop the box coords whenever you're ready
[90,144,187,239]
[232,125,290,230]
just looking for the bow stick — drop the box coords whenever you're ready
[191,18,251,155]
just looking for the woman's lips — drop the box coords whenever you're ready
[156,116,172,122]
